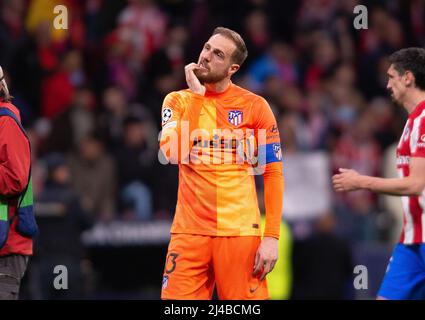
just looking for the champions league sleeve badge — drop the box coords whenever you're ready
[162,107,173,125]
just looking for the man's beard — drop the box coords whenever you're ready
[194,68,227,84]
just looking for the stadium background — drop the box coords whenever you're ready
[0,0,424,299]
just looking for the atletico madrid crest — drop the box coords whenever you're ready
[228,110,243,126]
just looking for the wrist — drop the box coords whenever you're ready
[357,175,369,190]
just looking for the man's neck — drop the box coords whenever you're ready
[403,89,425,114]
[204,78,231,94]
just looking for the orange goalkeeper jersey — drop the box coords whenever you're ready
[160,82,284,238]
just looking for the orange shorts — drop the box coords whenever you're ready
[161,233,269,300]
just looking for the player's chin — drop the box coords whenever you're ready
[390,93,399,104]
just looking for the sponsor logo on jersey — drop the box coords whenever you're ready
[268,124,278,133]
[193,136,239,150]
[397,156,410,166]
[228,110,243,126]
[421,134,425,142]
[162,107,173,125]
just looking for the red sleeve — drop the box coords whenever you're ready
[0,117,30,196]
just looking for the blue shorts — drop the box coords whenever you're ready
[378,243,425,300]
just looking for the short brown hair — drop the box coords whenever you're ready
[389,47,425,91]
[212,27,248,66]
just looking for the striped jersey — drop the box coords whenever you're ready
[397,100,425,244]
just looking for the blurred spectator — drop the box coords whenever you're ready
[247,41,299,93]
[0,0,26,67]
[291,212,354,299]
[141,23,188,124]
[32,152,92,299]
[97,85,130,150]
[95,29,137,99]
[68,133,117,222]
[305,32,339,90]
[115,114,157,221]
[26,0,66,45]
[116,0,167,70]
[380,142,403,244]
[41,49,85,119]
[332,109,383,241]
[242,9,270,66]
[26,126,47,198]
[45,86,96,153]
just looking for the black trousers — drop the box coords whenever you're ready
[0,255,29,300]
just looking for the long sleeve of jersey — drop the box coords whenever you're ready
[254,97,284,239]
[263,162,284,239]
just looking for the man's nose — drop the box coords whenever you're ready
[201,51,211,62]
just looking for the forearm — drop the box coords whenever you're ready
[263,162,284,239]
[359,175,425,196]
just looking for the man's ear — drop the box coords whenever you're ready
[228,64,240,77]
[405,70,415,87]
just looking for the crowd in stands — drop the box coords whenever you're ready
[1,0,423,299]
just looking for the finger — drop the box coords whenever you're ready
[185,63,202,72]
[332,179,339,185]
[260,261,271,281]
[185,62,198,69]
[185,69,200,84]
[339,168,348,173]
[185,63,198,76]
[333,173,344,180]
[253,253,262,276]
[333,178,344,185]
[269,260,277,273]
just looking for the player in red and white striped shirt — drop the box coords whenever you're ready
[333,48,425,300]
